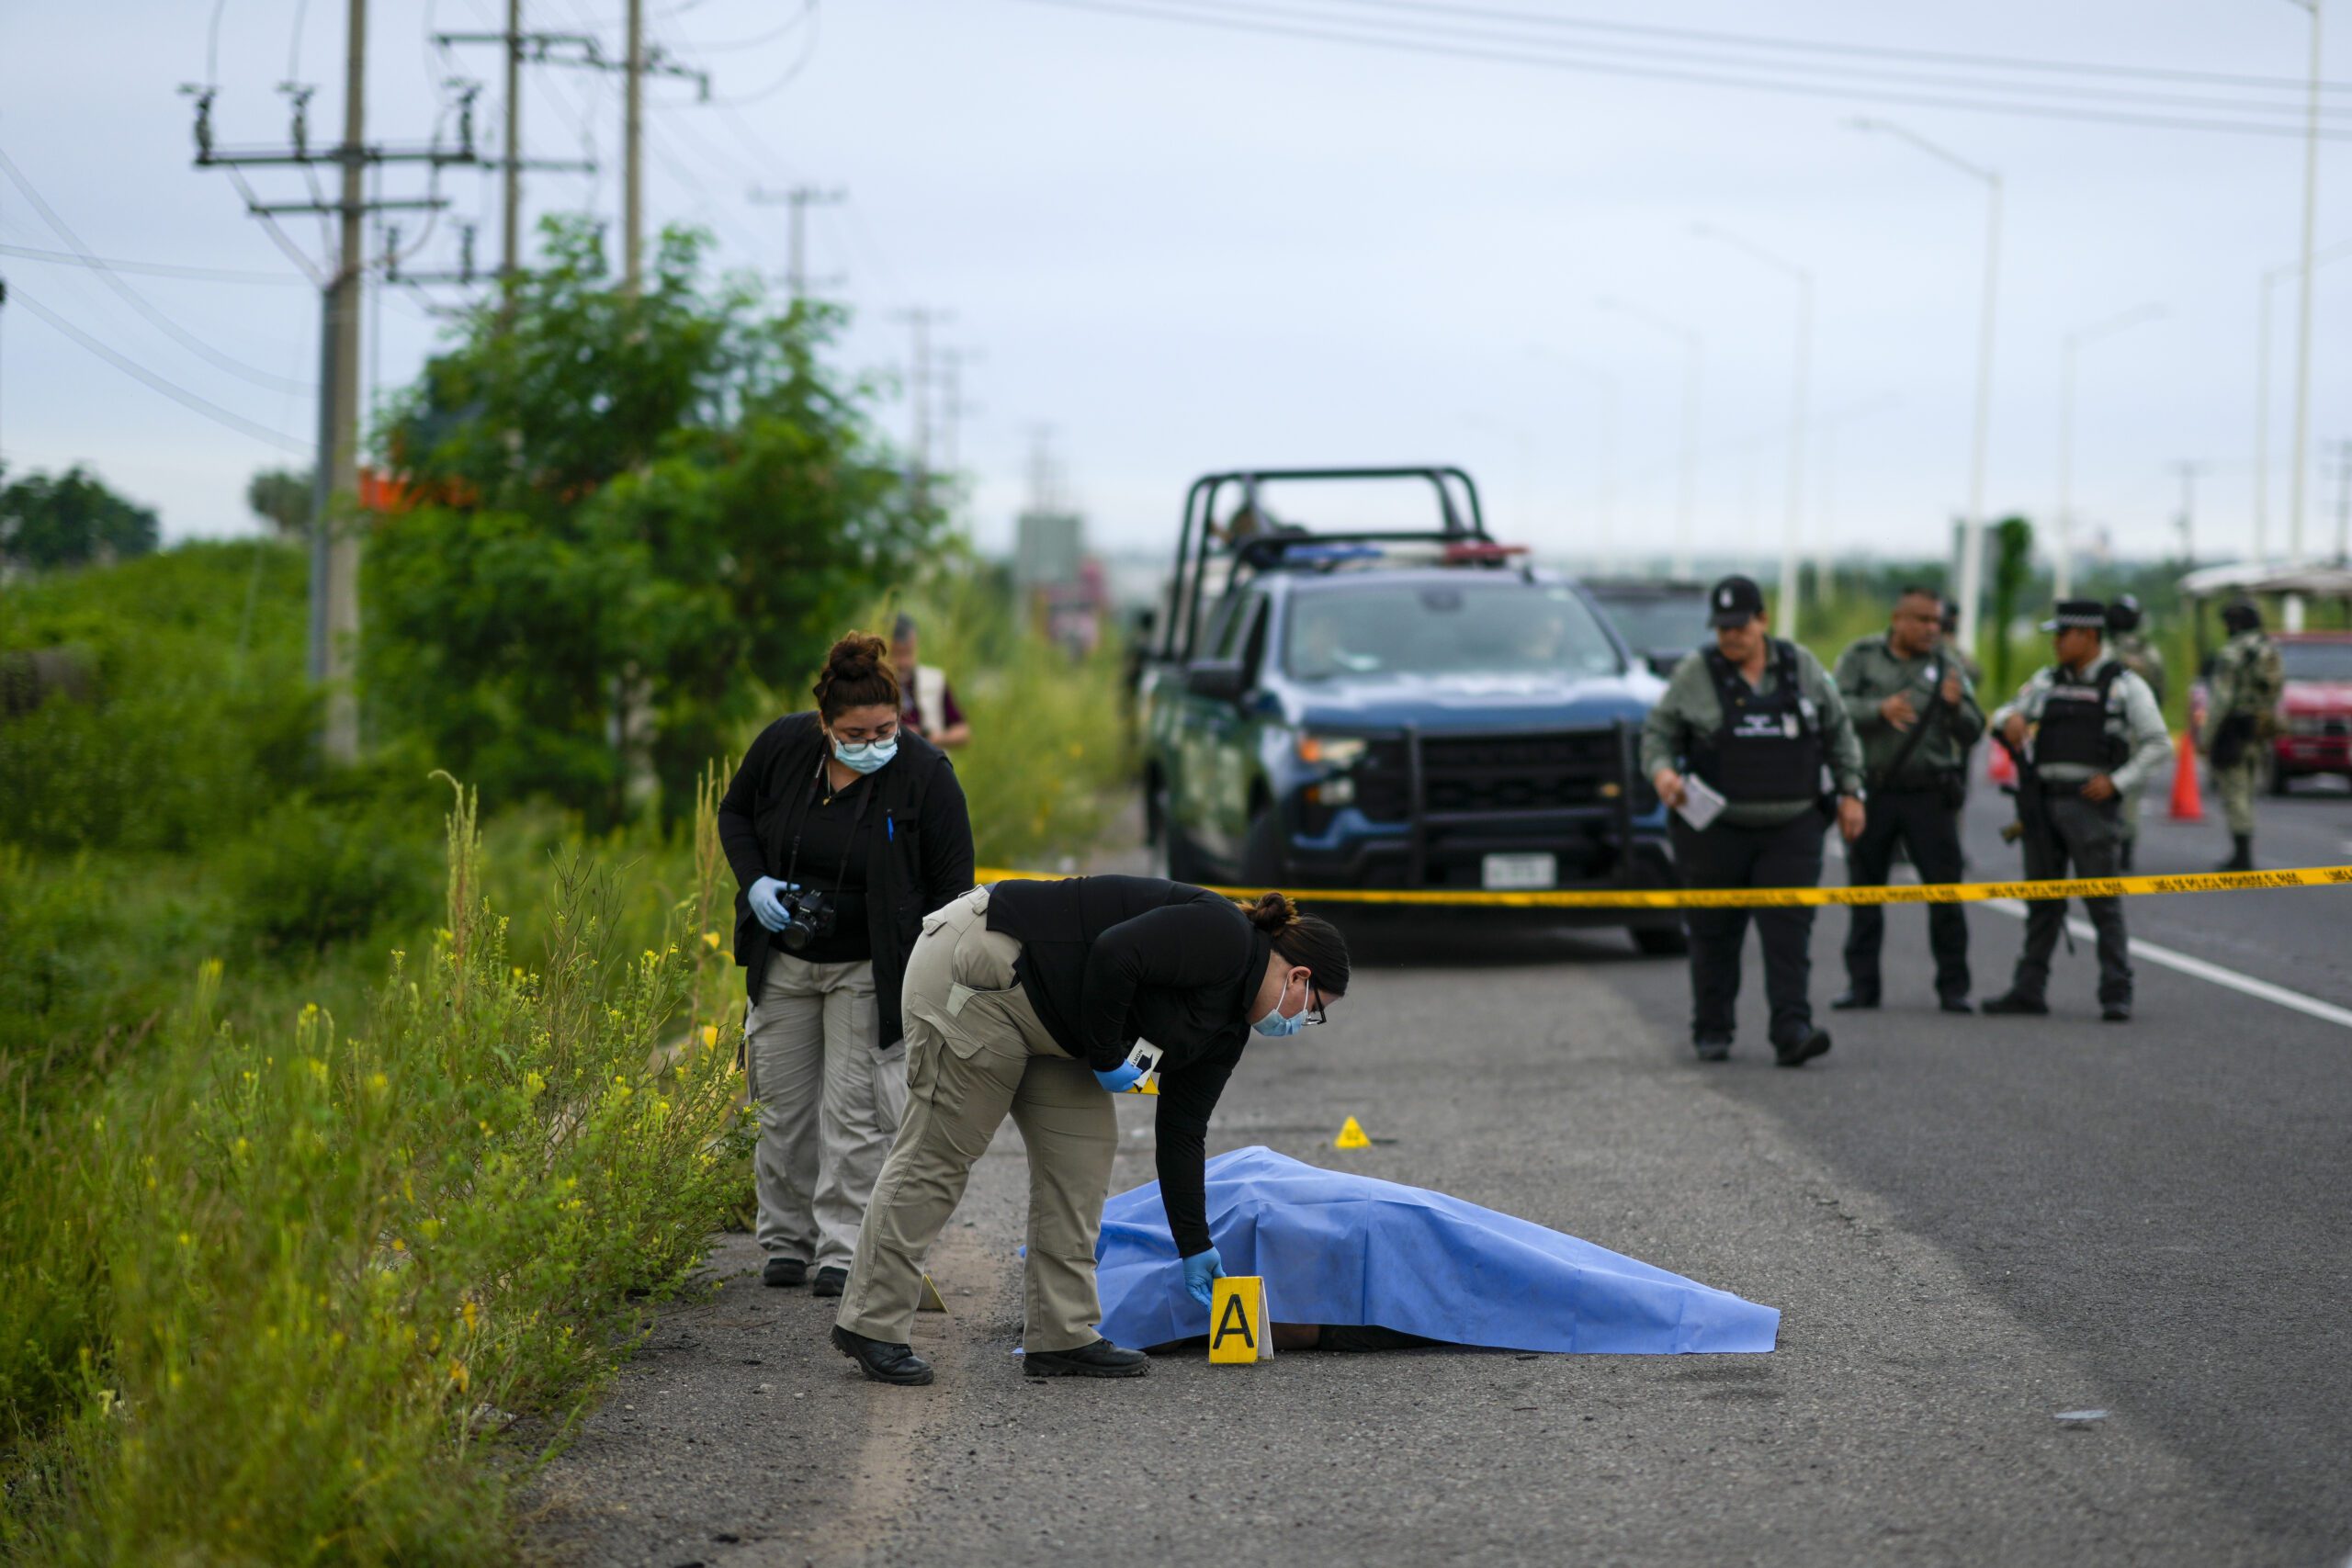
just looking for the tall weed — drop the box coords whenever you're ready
[0,779,751,1564]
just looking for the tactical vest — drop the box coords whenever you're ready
[1694,640,1825,801]
[2034,662,2128,770]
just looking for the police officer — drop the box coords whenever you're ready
[2200,598,2284,872]
[1643,574,1865,1066]
[1983,600,2172,1022]
[1832,585,1984,1013]
[2105,594,2168,873]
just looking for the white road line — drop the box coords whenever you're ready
[1981,899,2352,1031]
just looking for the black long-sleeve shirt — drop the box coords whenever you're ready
[988,875,1269,1258]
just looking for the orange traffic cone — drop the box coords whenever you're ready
[1987,741,2016,785]
[2168,731,2203,821]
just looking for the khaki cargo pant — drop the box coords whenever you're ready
[2212,754,2260,835]
[836,886,1117,1354]
[746,957,907,1273]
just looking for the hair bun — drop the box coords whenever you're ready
[812,631,901,717]
[1246,891,1300,931]
[826,632,888,677]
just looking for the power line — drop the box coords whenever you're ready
[665,0,812,55]
[1318,0,2352,98]
[0,243,309,286]
[696,3,823,106]
[9,286,311,453]
[1002,0,2352,142]
[0,147,315,394]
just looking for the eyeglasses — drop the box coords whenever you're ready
[1300,982,1329,1027]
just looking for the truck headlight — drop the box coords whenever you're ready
[1308,776,1357,807]
[1297,734,1369,768]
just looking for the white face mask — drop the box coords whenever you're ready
[831,735,899,774]
[1251,971,1311,1037]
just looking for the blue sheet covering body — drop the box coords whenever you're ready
[1095,1145,1779,1355]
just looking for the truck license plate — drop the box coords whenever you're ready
[1481,852,1557,891]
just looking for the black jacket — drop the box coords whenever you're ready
[717,713,974,1046]
[988,875,1270,1257]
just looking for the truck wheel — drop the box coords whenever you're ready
[1239,803,1286,890]
[1632,923,1689,957]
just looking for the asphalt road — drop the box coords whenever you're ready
[529,772,2352,1568]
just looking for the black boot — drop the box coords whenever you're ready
[831,1325,933,1386]
[2118,839,2135,874]
[1023,1338,1150,1379]
[2218,834,2254,873]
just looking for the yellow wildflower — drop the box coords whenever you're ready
[701,931,721,950]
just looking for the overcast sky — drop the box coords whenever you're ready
[3,0,2346,575]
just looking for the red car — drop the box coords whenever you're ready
[2192,631,2352,793]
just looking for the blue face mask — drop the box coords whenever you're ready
[1251,973,1308,1037]
[831,736,899,774]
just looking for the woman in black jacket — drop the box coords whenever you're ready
[717,633,975,1299]
[830,874,1350,1385]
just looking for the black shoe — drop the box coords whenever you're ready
[1692,1036,1731,1062]
[1939,996,1975,1015]
[1773,1027,1832,1068]
[810,1266,847,1299]
[1981,991,2049,1016]
[831,1325,933,1386]
[763,1256,808,1289]
[1829,990,1879,1011]
[2101,1001,2132,1023]
[1023,1338,1150,1379]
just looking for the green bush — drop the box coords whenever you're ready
[222,792,441,957]
[0,783,752,1564]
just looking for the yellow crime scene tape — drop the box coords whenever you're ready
[974,863,2352,912]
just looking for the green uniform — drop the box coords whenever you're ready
[1834,635,1985,783]
[2108,632,2169,851]
[2201,630,2284,837]
[1639,641,1866,822]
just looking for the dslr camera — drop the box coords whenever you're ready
[775,885,838,951]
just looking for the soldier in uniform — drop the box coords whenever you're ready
[2104,594,2167,872]
[1983,600,2173,1023]
[1832,586,1984,1013]
[1642,574,1866,1066]
[2199,599,2285,872]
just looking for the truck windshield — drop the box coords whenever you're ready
[2279,641,2352,682]
[1589,593,1707,655]
[1284,581,1623,681]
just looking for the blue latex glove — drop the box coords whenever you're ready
[747,876,796,933]
[1092,1062,1145,1094]
[1182,1246,1226,1308]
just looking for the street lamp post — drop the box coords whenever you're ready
[2254,238,2352,562]
[1694,222,1813,635]
[2054,302,2165,598]
[1600,297,1703,579]
[1852,118,2002,656]
[2286,0,2325,561]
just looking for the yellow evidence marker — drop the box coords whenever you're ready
[1333,1116,1372,1150]
[1123,1042,1162,1095]
[918,1273,948,1314]
[1209,1276,1272,1364]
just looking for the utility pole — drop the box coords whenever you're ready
[2173,459,2208,567]
[187,6,475,761]
[894,307,953,511]
[2331,437,2352,562]
[748,185,845,301]
[623,0,644,291]
[433,10,598,284]
[2286,0,2325,560]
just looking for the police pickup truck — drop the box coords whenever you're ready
[1136,467,1683,953]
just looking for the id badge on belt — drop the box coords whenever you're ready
[1123,1042,1163,1096]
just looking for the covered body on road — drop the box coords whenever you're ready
[1093,1145,1780,1356]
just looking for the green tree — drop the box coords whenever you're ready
[1988,513,2035,695]
[0,465,160,570]
[367,218,934,827]
[245,467,312,539]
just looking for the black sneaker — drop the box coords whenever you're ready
[1773,1027,1832,1067]
[1981,991,2049,1016]
[763,1257,808,1289]
[1829,990,1879,1010]
[1693,1036,1732,1062]
[810,1266,847,1299]
[2101,1001,2132,1023]
[1023,1338,1150,1379]
[831,1325,933,1386]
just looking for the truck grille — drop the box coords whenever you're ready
[1352,729,1626,821]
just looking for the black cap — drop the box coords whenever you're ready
[2039,598,2108,632]
[2222,598,2263,633]
[2106,593,2143,633]
[1707,574,1766,628]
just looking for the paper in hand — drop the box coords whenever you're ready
[1674,774,1727,831]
